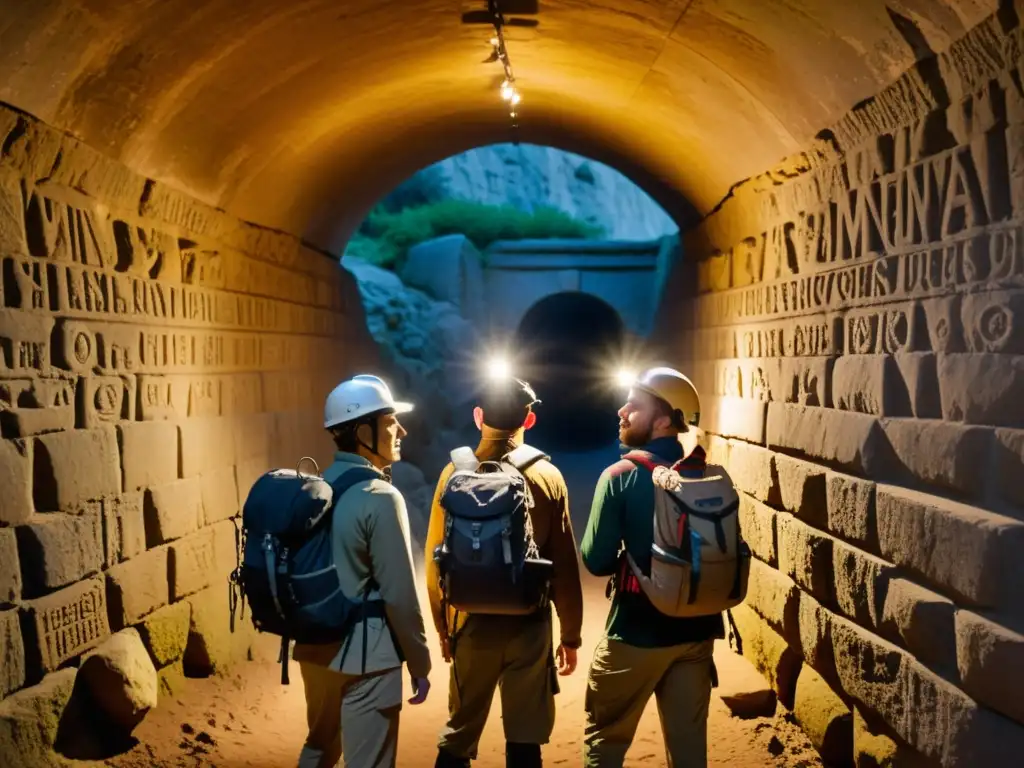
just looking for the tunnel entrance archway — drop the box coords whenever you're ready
[512,291,627,452]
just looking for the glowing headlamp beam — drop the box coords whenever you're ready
[486,356,512,381]
[615,368,637,388]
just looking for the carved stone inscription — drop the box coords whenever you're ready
[27,577,110,672]
[695,227,1014,328]
[1,255,339,337]
[705,133,1012,289]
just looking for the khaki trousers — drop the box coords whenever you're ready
[438,613,557,759]
[583,637,715,768]
[297,662,403,768]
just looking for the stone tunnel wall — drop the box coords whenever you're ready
[0,101,378,754]
[654,9,1024,767]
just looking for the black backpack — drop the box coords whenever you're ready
[433,444,554,617]
[229,458,382,684]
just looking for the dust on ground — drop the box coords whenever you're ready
[86,575,821,768]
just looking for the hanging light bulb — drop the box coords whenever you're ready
[490,35,500,46]
[509,90,521,106]
[500,79,515,101]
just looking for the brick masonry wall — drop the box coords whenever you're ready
[0,100,379,732]
[655,9,1024,767]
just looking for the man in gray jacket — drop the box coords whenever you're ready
[293,374,433,768]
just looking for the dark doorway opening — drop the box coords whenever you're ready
[512,292,626,452]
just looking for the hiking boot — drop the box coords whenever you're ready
[434,747,471,768]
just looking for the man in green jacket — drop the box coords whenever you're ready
[580,367,723,768]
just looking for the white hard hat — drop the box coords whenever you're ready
[324,374,413,429]
[633,367,701,427]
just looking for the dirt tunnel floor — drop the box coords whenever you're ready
[89,575,822,768]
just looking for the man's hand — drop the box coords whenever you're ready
[408,676,431,705]
[556,644,577,676]
[440,636,451,663]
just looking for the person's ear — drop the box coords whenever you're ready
[473,407,484,430]
[523,410,537,430]
[356,422,373,446]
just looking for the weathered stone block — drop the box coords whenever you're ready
[106,546,169,629]
[118,421,179,491]
[893,352,941,419]
[880,419,994,497]
[183,584,255,676]
[144,478,203,546]
[728,603,801,708]
[0,438,33,526]
[234,457,266,505]
[0,609,25,698]
[744,557,799,641]
[33,427,120,511]
[833,354,909,416]
[956,611,1024,726]
[23,577,110,674]
[938,354,1024,427]
[0,168,27,255]
[853,708,927,768]
[137,600,191,669]
[200,466,238,525]
[826,471,877,549]
[961,289,1024,354]
[876,484,1024,610]
[702,433,731,467]
[157,659,187,697]
[880,577,957,673]
[178,417,237,478]
[832,540,894,630]
[727,440,778,502]
[233,412,278,465]
[101,493,145,568]
[993,428,1024,508]
[739,494,777,566]
[0,528,21,606]
[79,628,157,732]
[778,356,832,407]
[798,591,836,683]
[16,513,103,596]
[832,616,1024,765]
[777,513,834,603]
[0,668,78,765]
[766,404,888,475]
[703,395,766,444]
[774,454,827,527]
[169,521,235,601]
[793,664,853,765]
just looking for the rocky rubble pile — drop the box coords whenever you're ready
[342,259,484,542]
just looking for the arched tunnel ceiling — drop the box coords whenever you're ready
[0,0,1002,251]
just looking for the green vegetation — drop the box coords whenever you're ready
[346,198,604,270]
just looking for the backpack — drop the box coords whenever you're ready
[228,457,382,684]
[433,444,554,617]
[623,447,750,617]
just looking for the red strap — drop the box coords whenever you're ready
[622,451,667,472]
[671,444,707,473]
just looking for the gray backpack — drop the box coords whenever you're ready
[433,445,554,616]
[624,450,750,617]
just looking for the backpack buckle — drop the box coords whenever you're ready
[471,522,482,552]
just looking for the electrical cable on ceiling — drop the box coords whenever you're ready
[485,0,521,133]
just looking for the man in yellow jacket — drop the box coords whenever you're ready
[424,376,584,768]
[292,374,433,768]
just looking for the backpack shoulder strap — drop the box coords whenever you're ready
[329,466,381,503]
[622,450,668,473]
[504,444,550,473]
